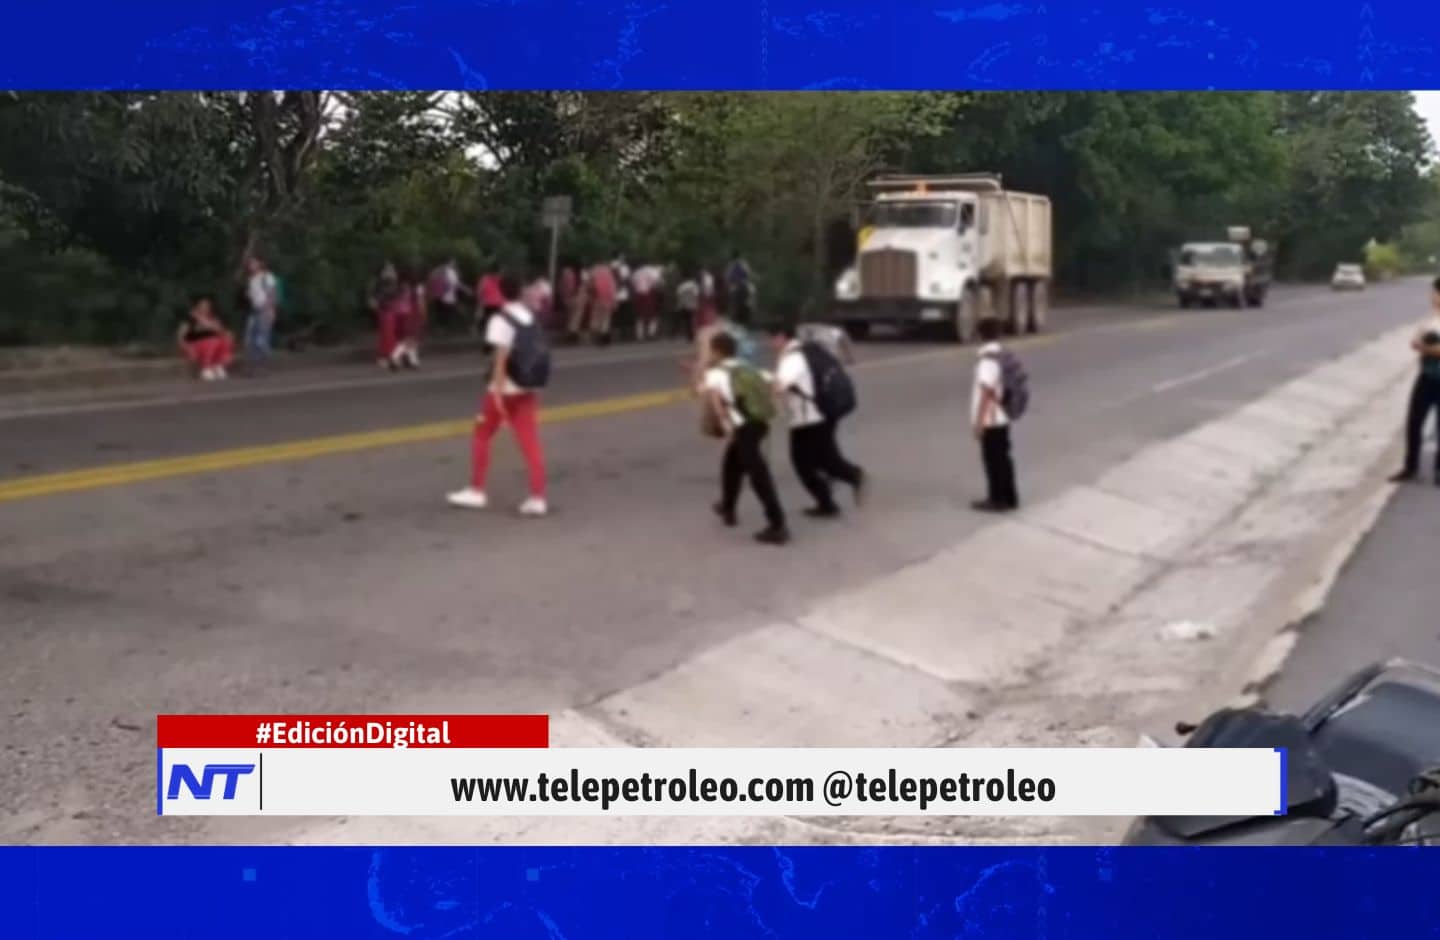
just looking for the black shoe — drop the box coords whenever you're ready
[713,502,737,527]
[1434,471,1440,488]
[803,505,841,519]
[852,469,867,507]
[1390,470,1418,483]
[970,499,1008,513]
[754,525,791,545]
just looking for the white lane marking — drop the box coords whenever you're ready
[1150,352,1267,393]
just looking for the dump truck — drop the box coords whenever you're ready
[832,174,1053,343]
[1173,226,1272,309]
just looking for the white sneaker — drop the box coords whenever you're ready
[446,487,489,510]
[200,368,217,381]
[215,365,229,380]
[406,349,421,369]
[518,496,548,517]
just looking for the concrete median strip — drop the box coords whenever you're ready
[276,323,1417,846]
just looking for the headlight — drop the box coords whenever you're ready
[835,269,859,300]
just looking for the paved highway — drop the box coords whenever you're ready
[0,280,1429,842]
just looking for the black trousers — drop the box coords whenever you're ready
[1402,375,1440,475]
[980,426,1019,508]
[790,420,862,510]
[721,422,785,528]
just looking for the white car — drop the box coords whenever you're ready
[1331,264,1366,290]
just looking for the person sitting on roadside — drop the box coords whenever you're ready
[177,295,234,381]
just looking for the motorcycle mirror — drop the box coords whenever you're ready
[1175,721,1198,736]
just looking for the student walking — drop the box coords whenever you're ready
[369,262,415,371]
[630,263,664,341]
[970,317,1027,512]
[447,274,551,517]
[585,262,618,344]
[393,269,425,369]
[426,258,470,329]
[703,331,789,545]
[674,270,701,340]
[725,252,755,326]
[772,322,865,517]
[1389,275,1440,486]
[477,268,505,338]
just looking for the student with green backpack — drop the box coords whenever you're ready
[702,330,790,545]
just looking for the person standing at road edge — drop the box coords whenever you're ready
[971,317,1022,512]
[1389,275,1440,486]
[447,273,550,517]
[772,321,865,517]
[704,331,789,545]
[243,256,279,366]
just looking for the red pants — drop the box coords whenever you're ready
[634,291,659,322]
[184,335,234,369]
[377,311,401,358]
[471,392,547,497]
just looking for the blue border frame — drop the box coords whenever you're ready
[2,846,1439,938]
[0,0,1435,89]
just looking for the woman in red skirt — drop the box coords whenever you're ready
[176,295,235,381]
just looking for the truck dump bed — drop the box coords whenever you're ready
[979,190,1051,280]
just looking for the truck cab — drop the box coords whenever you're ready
[833,174,1052,343]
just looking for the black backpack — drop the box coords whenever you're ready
[799,341,856,421]
[992,349,1030,420]
[500,310,552,389]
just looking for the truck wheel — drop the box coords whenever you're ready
[1007,281,1026,336]
[843,322,870,341]
[1027,281,1049,333]
[953,287,979,343]
[1178,294,1192,309]
[1250,289,1266,308]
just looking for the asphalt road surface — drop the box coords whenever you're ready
[1268,475,1440,713]
[0,280,1429,842]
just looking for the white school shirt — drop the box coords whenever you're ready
[486,301,536,395]
[971,342,1010,428]
[776,341,823,428]
[1417,313,1440,378]
[440,264,461,304]
[675,280,700,312]
[247,270,277,314]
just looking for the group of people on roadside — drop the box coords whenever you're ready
[176,248,758,383]
[560,253,752,347]
[176,256,281,381]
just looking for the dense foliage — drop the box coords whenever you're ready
[0,91,1432,345]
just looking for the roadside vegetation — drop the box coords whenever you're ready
[0,91,1434,346]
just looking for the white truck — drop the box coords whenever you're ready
[832,174,1053,342]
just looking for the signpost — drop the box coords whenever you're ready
[541,196,572,288]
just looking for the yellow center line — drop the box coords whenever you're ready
[0,313,1204,504]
